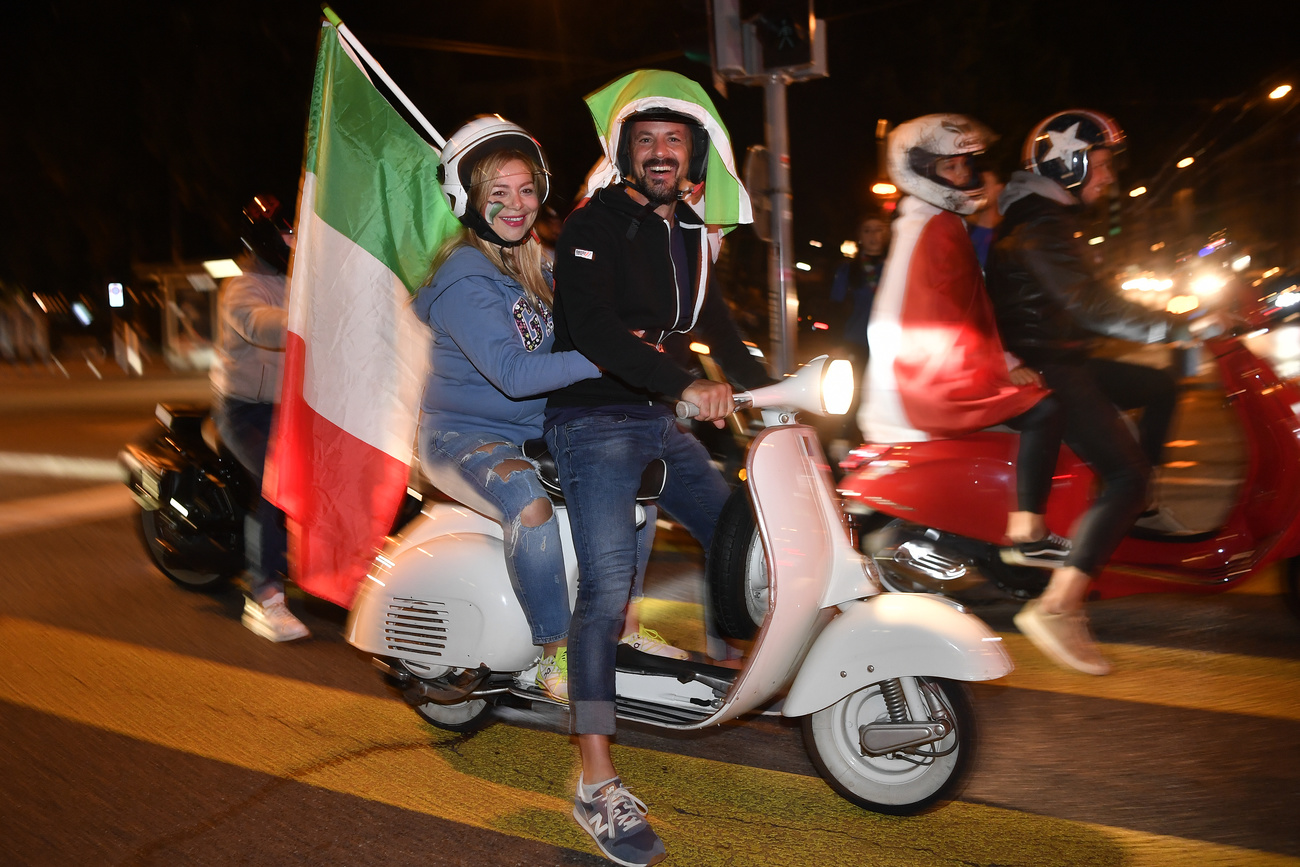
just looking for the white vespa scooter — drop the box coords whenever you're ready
[346,357,1013,814]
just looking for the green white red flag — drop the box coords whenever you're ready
[267,18,457,607]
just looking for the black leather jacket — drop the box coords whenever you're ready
[985,173,1180,366]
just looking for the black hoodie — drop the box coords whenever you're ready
[548,184,769,408]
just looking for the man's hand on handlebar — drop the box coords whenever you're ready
[681,379,734,428]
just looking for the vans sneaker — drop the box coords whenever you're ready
[620,628,688,660]
[573,775,666,867]
[1000,532,1072,569]
[1013,599,1110,676]
[242,592,310,642]
[535,647,568,702]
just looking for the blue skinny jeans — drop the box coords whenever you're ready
[546,412,731,736]
[421,429,574,645]
[213,395,287,601]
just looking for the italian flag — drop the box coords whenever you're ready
[268,20,458,607]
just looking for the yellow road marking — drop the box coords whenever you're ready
[996,633,1300,721]
[1,615,1296,866]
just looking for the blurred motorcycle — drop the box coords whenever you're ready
[833,316,1300,618]
[120,404,421,592]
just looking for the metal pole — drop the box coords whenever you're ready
[764,75,797,375]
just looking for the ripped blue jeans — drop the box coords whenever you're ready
[420,429,572,645]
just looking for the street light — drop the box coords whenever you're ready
[871,182,897,196]
[1176,157,1195,169]
[1129,186,1147,197]
[1270,84,1292,99]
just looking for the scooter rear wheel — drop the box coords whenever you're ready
[802,676,974,815]
[396,660,493,733]
[137,507,237,592]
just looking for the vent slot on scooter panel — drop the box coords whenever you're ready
[384,597,450,657]
[615,695,717,727]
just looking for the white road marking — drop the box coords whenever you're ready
[0,484,134,536]
[0,452,126,481]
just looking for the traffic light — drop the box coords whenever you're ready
[1108,193,1122,237]
[743,0,813,72]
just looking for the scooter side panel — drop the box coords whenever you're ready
[347,531,543,673]
[783,593,1013,717]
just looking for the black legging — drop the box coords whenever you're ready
[1041,361,1151,576]
[1003,394,1064,515]
[1086,357,1178,469]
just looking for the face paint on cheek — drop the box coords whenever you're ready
[487,203,505,222]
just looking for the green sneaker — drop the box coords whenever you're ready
[535,647,568,702]
[620,628,688,660]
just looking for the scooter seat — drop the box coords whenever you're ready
[522,439,667,503]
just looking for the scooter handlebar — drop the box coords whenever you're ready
[675,393,753,420]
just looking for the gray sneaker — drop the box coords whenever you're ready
[572,776,666,867]
[1013,599,1110,675]
[242,592,310,642]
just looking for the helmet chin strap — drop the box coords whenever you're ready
[461,204,528,248]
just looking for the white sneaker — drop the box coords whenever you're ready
[242,592,310,642]
[1133,504,1193,535]
[1014,599,1110,675]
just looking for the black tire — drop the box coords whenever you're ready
[394,659,494,733]
[137,507,236,592]
[802,677,975,815]
[1285,557,1300,622]
[708,483,765,640]
[411,697,492,732]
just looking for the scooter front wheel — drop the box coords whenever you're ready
[802,676,974,815]
[1285,557,1300,621]
[708,483,766,640]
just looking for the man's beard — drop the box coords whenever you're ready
[633,159,683,206]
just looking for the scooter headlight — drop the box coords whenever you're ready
[820,358,855,415]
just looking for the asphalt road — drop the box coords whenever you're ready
[1,356,1298,866]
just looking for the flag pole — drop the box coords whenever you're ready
[321,5,446,149]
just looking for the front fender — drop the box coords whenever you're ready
[784,593,1013,717]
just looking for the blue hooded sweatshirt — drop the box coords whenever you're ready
[415,245,599,443]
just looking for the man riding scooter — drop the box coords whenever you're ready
[985,110,1189,675]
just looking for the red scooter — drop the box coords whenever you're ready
[836,322,1300,619]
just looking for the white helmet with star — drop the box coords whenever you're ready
[1023,109,1126,190]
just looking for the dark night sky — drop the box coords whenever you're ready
[2,0,1297,298]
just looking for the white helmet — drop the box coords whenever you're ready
[438,115,550,219]
[887,114,994,215]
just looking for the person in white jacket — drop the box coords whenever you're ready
[210,195,307,642]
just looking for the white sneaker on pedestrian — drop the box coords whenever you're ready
[1133,504,1193,535]
[1013,599,1110,675]
[242,592,310,642]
